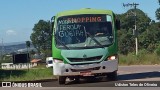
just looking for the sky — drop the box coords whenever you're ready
[0,0,159,43]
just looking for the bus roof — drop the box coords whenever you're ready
[56,8,114,18]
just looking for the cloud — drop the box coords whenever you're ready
[6,30,17,35]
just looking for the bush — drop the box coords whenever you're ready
[119,49,160,65]
[154,45,160,56]
[147,44,156,52]
[137,49,149,59]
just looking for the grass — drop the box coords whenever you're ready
[119,52,160,65]
[0,67,55,81]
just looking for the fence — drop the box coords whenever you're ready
[1,63,37,69]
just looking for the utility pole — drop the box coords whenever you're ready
[0,39,2,61]
[123,3,139,55]
[26,41,30,71]
[1,38,4,61]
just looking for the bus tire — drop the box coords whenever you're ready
[107,71,117,81]
[74,77,80,83]
[58,76,66,85]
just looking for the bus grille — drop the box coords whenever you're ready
[70,66,101,72]
[67,56,102,63]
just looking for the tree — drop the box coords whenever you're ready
[156,0,160,21]
[30,20,52,56]
[156,8,160,21]
[26,41,30,48]
[139,22,160,52]
[137,0,160,52]
[117,9,151,54]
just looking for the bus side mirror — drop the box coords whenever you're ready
[50,16,55,31]
[116,19,120,30]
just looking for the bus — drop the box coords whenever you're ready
[51,8,120,84]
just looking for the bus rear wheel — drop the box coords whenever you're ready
[58,76,66,85]
[106,71,118,81]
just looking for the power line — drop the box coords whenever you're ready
[123,3,139,55]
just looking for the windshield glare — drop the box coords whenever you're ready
[55,14,113,49]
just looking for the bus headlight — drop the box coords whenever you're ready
[107,55,118,60]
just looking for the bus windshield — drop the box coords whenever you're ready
[55,14,113,49]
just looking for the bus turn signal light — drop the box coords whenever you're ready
[53,59,63,63]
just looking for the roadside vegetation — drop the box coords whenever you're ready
[0,67,54,81]
[119,49,160,65]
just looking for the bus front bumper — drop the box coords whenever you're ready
[53,60,118,76]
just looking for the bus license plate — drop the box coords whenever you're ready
[80,71,92,76]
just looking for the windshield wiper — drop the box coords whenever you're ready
[86,32,104,48]
[54,35,70,50]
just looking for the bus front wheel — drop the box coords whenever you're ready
[58,76,66,85]
[106,71,118,81]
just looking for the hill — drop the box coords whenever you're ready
[0,41,35,54]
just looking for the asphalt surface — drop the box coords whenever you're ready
[1,65,160,90]
[40,65,160,87]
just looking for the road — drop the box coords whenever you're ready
[1,65,160,90]
[118,65,160,81]
[41,65,160,87]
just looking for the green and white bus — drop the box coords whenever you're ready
[51,8,120,84]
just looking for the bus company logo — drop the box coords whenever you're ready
[2,82,11,87]
[83,54,87,58]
